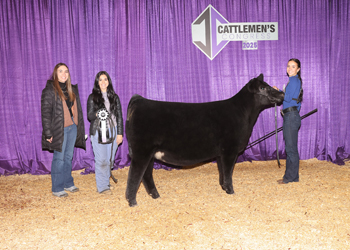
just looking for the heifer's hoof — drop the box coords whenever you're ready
[149,190,160,199]
[226,189,235,195]
[150,193,160,199]
[126,197,138,207]
[221,185,235,194]
[128,200,138,207]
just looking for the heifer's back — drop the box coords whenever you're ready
[125,74,284,206]
[127,94,246,166]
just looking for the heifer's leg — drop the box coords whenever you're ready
[216,157,224,187]
[125,158,150,207]
[218,154,238,194]
[142,158,160,199]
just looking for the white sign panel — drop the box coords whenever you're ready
[192,5,278,60]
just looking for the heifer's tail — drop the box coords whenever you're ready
[126,94,145,159]
[126,94,144,121]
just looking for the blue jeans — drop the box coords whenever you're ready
[51,124,77,192]
[91,126,118,193]
[282,110,301,183]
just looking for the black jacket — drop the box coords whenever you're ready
[41,80,86,152]
[87,93,123,136]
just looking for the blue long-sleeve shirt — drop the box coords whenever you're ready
[283,75,301,111]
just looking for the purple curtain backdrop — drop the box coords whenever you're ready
[0,0,349,175]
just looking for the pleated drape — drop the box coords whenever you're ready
[0,0,349,175]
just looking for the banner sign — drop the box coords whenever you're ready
[192,5,278,60]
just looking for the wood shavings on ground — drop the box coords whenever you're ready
[0,158,349,249]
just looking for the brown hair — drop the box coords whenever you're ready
[288,58,303,103]
[52,63,75,101]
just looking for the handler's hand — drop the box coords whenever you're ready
[116,135,123,145]
[272,86,279,91]
[46,137,53,143]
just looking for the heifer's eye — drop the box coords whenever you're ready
[260,87,265,90]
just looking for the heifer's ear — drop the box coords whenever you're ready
[257,74,264,81]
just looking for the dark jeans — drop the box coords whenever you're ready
[282,110,301,183]
[51,123,77,192]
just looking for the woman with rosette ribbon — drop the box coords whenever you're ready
[87,71,123,194]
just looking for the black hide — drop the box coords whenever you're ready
[125,74,284,206]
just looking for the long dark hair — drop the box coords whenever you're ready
[92,71,119,115]
[52,63,75,101]
[288,58,303,103]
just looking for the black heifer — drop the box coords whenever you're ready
[125,74,284,207]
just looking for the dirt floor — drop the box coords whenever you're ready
[0,158,349,249]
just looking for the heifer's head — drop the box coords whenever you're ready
[247,74,284,108]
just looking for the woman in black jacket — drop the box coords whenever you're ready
[87,71,123,194]
[41,63,86,197]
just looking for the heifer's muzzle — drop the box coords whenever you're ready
[257,89,284,104]
[267,89,284,103]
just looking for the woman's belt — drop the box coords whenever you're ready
[282,106,298,114]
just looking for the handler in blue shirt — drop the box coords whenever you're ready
[273,58,303,184]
